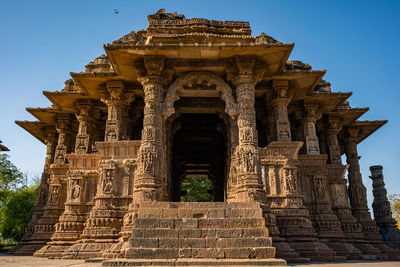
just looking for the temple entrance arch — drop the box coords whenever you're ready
[162,72,237,202]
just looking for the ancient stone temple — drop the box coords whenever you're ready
[15,9,399,265]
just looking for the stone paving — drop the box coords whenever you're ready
[0,256,399,267]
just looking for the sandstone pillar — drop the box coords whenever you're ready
[34,103,100,257]
[74,102,95,154]
[322,118,364,259]
[102,81,127,142]
[298,111,358,259]
[32,115,73,256]
[271,80,291,142]
[345,126,397,259]
[370,165,400,253]
[303,104,320,155]
[14,128,57,255]
[231,65,264,202]
[133,56,166,202]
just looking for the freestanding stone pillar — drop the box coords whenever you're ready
[370,165,400,253]
[345,126,398,259]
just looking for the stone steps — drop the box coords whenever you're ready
[130,237,272,248]
[102,258,287,266]
[126,247,276,259]
[121,202,281,262]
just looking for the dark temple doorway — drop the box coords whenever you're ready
[170,113,227,202]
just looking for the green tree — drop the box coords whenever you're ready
[0,185,36,242]
[0,154,25,206]
[389,194,400,229]
[181,177,213,202]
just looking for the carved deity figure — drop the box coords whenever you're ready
[314,178,326,201]
[54,146,66,164]
[71,180,81,200]
[103,170,113,193]
[245,150,256,173]
[48,186,59,206]
[141,147,156,173]
[76,137,87,154]
[285,169,296,192]
[106,124,118,141]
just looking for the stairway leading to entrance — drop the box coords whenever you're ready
[102,202,286,266]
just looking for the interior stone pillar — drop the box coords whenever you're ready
[345,126,397,259]
[370,165,400,253]
[231,67,264,202]
[271,80,291,142]
[14,128,57,255]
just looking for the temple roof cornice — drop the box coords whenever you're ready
[339,120,387,146]
[15,120,55,144]
[43,91,90,112]
[26,107,69,124]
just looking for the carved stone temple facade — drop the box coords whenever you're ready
[14,9,399,265]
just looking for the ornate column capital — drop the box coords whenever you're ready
[235,56,256,75]
[138,75,163,87]
[326,117,342,135]
[271,80,291,106]
[75,101,93,121]
[347,126,360,140]
[105,80,125,100]
[231,74,256,87]
[304,103,319,121]
[143,55,165,76]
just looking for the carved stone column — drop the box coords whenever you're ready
[133,56,165,202]
[303,104,320,155]
[326,118,342,164]
[226,118,239,201]
[74,102,94,154]
[345,126,397,259]
[101,81,127,142]
[231,69,264,202]
[345,127,373,225]
[32,116,73,256]
[321,118,365,259]
[370,165,400,253]
[271,80,291,142]
[14,128,57,255]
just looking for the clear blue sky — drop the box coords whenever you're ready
[0,1,399,210]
